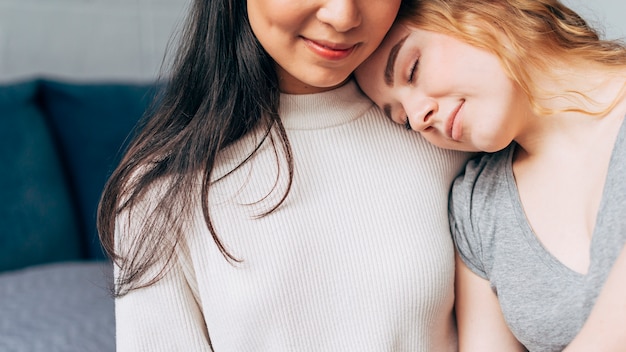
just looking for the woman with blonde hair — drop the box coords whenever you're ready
[355,0,626,351]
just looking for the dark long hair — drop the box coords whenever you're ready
[97,0,289,296]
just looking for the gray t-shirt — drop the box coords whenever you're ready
[449,118,626,352]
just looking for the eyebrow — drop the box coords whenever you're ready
[384,35,409,87]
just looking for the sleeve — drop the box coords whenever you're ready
[448,156,490,280]
[113,186,213,352]
[114,259,213,352]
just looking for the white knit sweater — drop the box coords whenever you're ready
[115,81,469,351]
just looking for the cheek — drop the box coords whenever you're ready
[247,1,304,35]
[421,132,453,150]
[363,1,401,18]
[361,2,402,36]
[469,115,514,152]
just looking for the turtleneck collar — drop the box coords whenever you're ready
[279,80,374,130]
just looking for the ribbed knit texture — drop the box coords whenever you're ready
[115,81,470,351]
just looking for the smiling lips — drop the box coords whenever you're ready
[446,100,465,141]
[303,38,357,60]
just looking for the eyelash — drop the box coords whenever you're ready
[403,117,412,130]
[402,58,419,131]
[407,58,419,84]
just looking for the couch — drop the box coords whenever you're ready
[0,78,159,351]
[0,0,189,348]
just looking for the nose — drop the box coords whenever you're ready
[406,97,438,132]
[317,0,362,33]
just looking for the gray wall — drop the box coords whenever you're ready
[0,0,191,82]
[563,0,625,40]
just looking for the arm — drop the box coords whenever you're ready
[564,245,626,352]
[113,198,212,351]
[455,253,526,352]
[115,259,213,351]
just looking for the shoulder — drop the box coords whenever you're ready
[450,147,513,204]
[115,163,200,248]
[448,146,514,278]
[449,148,512,218]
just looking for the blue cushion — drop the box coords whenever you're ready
[0,80,83,271]
[39,80,158,259]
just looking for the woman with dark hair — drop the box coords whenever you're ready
[98,0,468,350]
[355,0,626,351]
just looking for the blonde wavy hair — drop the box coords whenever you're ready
[398,0,626,116]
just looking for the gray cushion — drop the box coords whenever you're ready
[0,261,115,352]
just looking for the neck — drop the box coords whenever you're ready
[514,64,626,158]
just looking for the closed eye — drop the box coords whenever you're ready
[407,58,419,84]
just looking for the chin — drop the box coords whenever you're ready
[478,142,510,154]
[470,133,514,153]
[428,138,478,153]
[315,76,352,88]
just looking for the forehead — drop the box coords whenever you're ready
[355,24,411,104]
